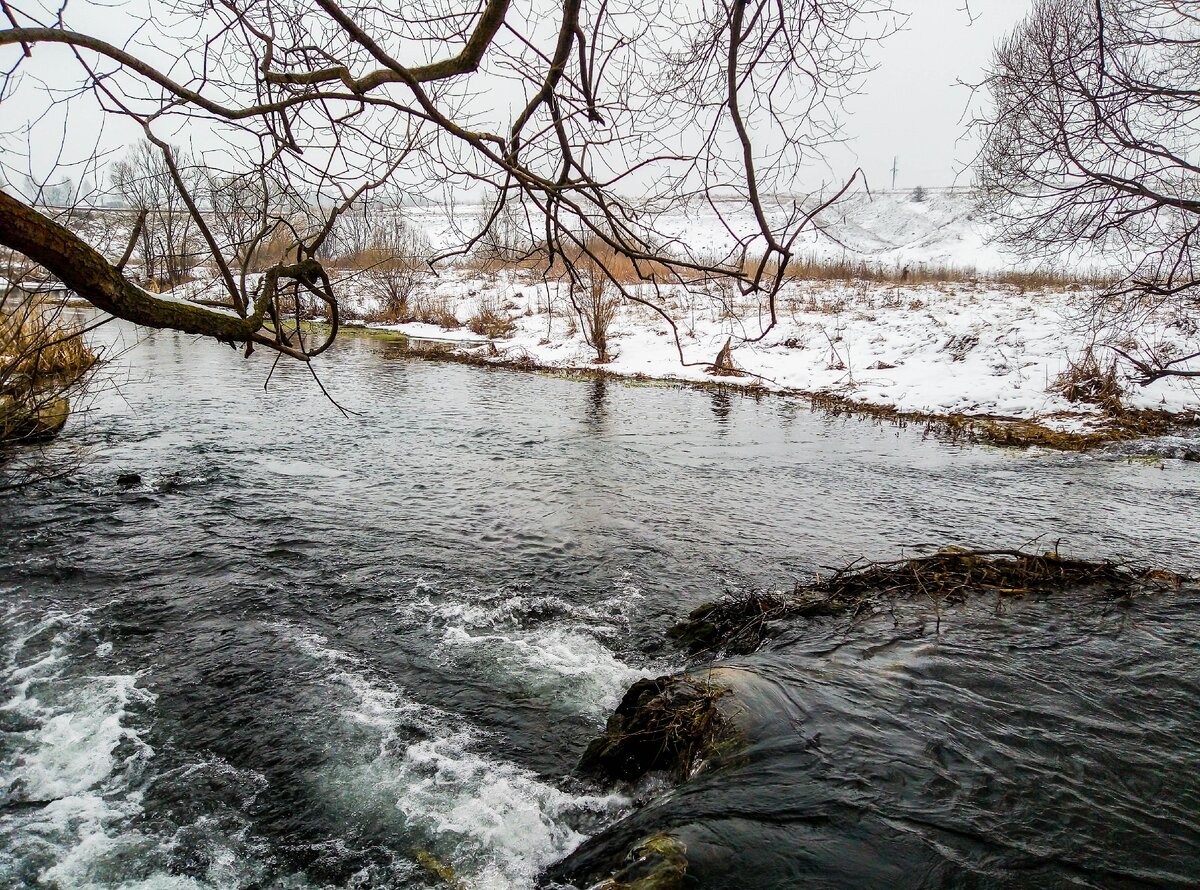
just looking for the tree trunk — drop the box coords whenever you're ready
[710,337,740,376]
[0,189,265,339]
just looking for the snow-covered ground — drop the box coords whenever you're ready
[329,269,1199,433]
[60,188,1200,432]
[402,188,1113,276]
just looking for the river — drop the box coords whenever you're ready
[1,322,1198,888]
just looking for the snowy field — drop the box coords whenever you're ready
[333,272,1199,433]
[400,188,1114,276]
[69,188,1200,431]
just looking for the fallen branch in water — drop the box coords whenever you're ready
[669,547,1192,656]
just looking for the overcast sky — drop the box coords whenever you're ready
[0,0,1035,196]
[834,0,1033,190]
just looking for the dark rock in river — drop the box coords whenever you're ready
[117,472,142,487]
[579,671,750,785]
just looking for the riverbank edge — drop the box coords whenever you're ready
[345,324,1200,452]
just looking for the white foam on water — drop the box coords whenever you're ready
[387,731,619,890]
[1,608,285,890]
[396,574,651,719]
[1,609,156,887]
[278,625,628,890]
[403,575,646,636]
[440,626,647,718]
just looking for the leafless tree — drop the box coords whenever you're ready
[111,140,202,288]
[204,168,280,272]
[0,0,899,366]
[977,0,1200,383]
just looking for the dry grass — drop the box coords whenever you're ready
[0,306,97,379]
[805,389,1196,451]
[1050,348,1124,413]
[773,255,1113,289]
[1,294,97,450]
[245,227,303,272]
[466,297,517,338]
[408,294,462,329]
[456,238,676,286]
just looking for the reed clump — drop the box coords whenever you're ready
[1050,348,1125,413]
[466,297,517,338]
[1,302,97,447]
[777,255,1111,289]
[1,310,96,378]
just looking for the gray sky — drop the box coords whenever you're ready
[835,0,1033,190]
[0,0,1034,195]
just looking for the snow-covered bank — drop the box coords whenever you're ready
[331,269,1199,440]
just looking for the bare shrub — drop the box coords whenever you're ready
[1050,348,1124,412]
[572,263,620,362]
[467,297,517,339]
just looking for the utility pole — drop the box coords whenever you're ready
[891,156,899,191]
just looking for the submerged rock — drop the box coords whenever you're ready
[585,832,688,890]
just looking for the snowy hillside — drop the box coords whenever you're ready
[401,188,1106,277]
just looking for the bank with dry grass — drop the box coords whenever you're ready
[1,294,97,447]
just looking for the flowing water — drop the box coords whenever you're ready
[1,322,1198,888]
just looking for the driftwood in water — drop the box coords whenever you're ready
[669,547,1190,656]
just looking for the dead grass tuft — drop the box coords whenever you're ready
[467,297,517,338]
[408,295,461,329]
[1051,348,1124,412]
[1,307,96,379]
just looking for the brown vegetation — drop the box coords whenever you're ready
[1,288,97,451]
[408,295,462,329]
[669,548,1190,656]
[1,309,96,379]
[466,296,517,338]
[1050,347,1124,412]
[579,675,740,783]
[777,255,1111,289]
[573,262,621,362]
